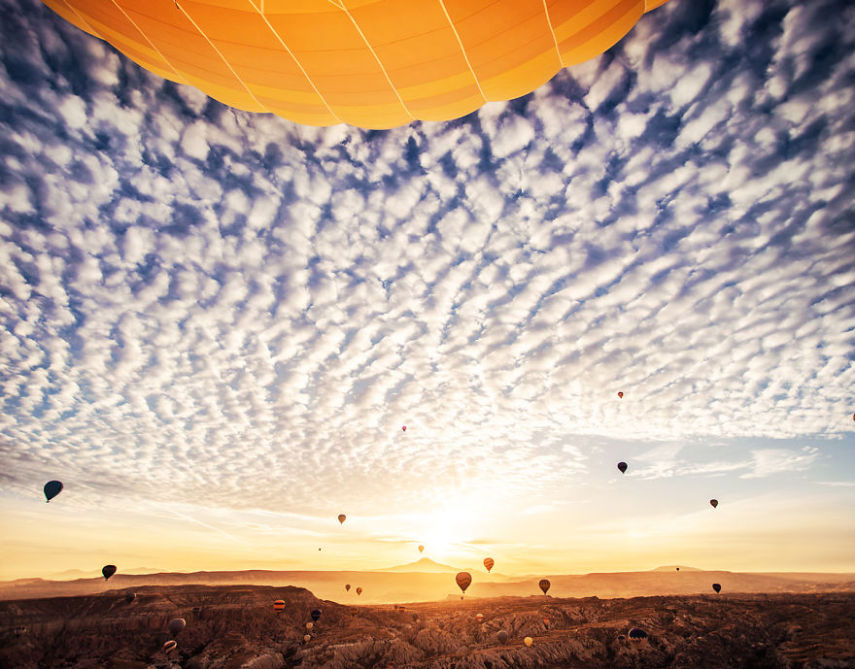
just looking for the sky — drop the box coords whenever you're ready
[0,0,854,582]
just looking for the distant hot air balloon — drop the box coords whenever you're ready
[456,572,472,595]
[306,622,314,631]
[168,618,186,636]
[539,578,551,595]
[418,545,424,553]
[318,547,322,551]
[709,499,718,509]
[311,609,321,622]
[356,587,363,595]
[43,480,63,502]
[345,584,351,592]
[543,617,550,628]
[617,461,628,474]
[524,637,533,647]
[338,514,346,525]
[676,567,680,572]
[125,592,136,603]
[628,627,648,641]
[273,600,285,613]
[476,613,484,623]
[162,640,177,653]
[496,630,508,644]
[484,558,494,573]
[303,634,311,643]
[618,392,624,399]
[402,425,407,432]
[712,583,722,593]
[102,565,116,581]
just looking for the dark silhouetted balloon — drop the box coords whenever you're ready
[496,630,508,644]
[628,627,648,641]
[345,584,351,592]
[168,618,186,636]
[338,513,346,524]
[676,567,680,572]
[356,587,363,595]
[102,565,116,580]
[617,461,628,474]
[539,578,551,595]
[709,499,718,509]
[273,600,285,613]
[44,480,63,502]
[162,640,177,653]
[712,583,721,593]
[617,392,624,398]
[125,592,136,603]
[484,558,494,573]
[311,609,321,622]
[456,572,472,594]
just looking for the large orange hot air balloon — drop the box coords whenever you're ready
[42,0,671,129]
[456,572,472,595]
[484,558,494,573]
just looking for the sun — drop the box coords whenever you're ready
[414,505,476,562]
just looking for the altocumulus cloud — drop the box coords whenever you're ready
[0,0,853,515]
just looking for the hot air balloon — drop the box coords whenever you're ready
[311,609,321,622]
[456,572,472,595]
[306,622,313,631]
[676,567,680,572]
[402,425,407,432]
[524,637,533,647]
[617,461,628,474]
[476,613,484,623]
[484,558,494,573]
[162,640,177,653]
[338,513,346,525]
[710,499,719,509]
[303,634,311,643]
[712,583,721,593]
[168,618,186,636]
[345,584,351,592]
[42,0,673,129]
[418,545,424,553]
[356,587,363,595]
[43,480,63,502]
[539,578,551,595]
[273,600,285,613]
[496,630,508,644]
[628,627,648,641]
[618,392,624,398]
[102,565,117,581]
[125,592,136,603]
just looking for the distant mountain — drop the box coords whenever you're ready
[377,558,460,573]
[652,565,704,572]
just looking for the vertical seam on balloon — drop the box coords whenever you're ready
[252,6,344,124]
[437,0,488,103]
[174,1,270,113]
[338,2,416,121]
[53,0,100,40]
[106,0,190,86]
[541,0,565,68]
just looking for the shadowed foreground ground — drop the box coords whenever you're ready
[1,586,854,668]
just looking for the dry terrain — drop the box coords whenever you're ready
[1,585,854,668]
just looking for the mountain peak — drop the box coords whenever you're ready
[378,557,460,573]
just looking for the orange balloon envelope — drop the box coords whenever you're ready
[356,587,363,595]
[162,640,177,653]
[338,513,346,525]
[476,613,484,622]
[42,0,672,129]
[617,391,624,398]
[484,557,494,573]
[456,572,472,594]
[345,584,351,592]
[273,599,285,613]
[539,578,551,595]
[418,545,424,553]
[524,637,533,647]
[303,634,311,643]
[306,622,313,631]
